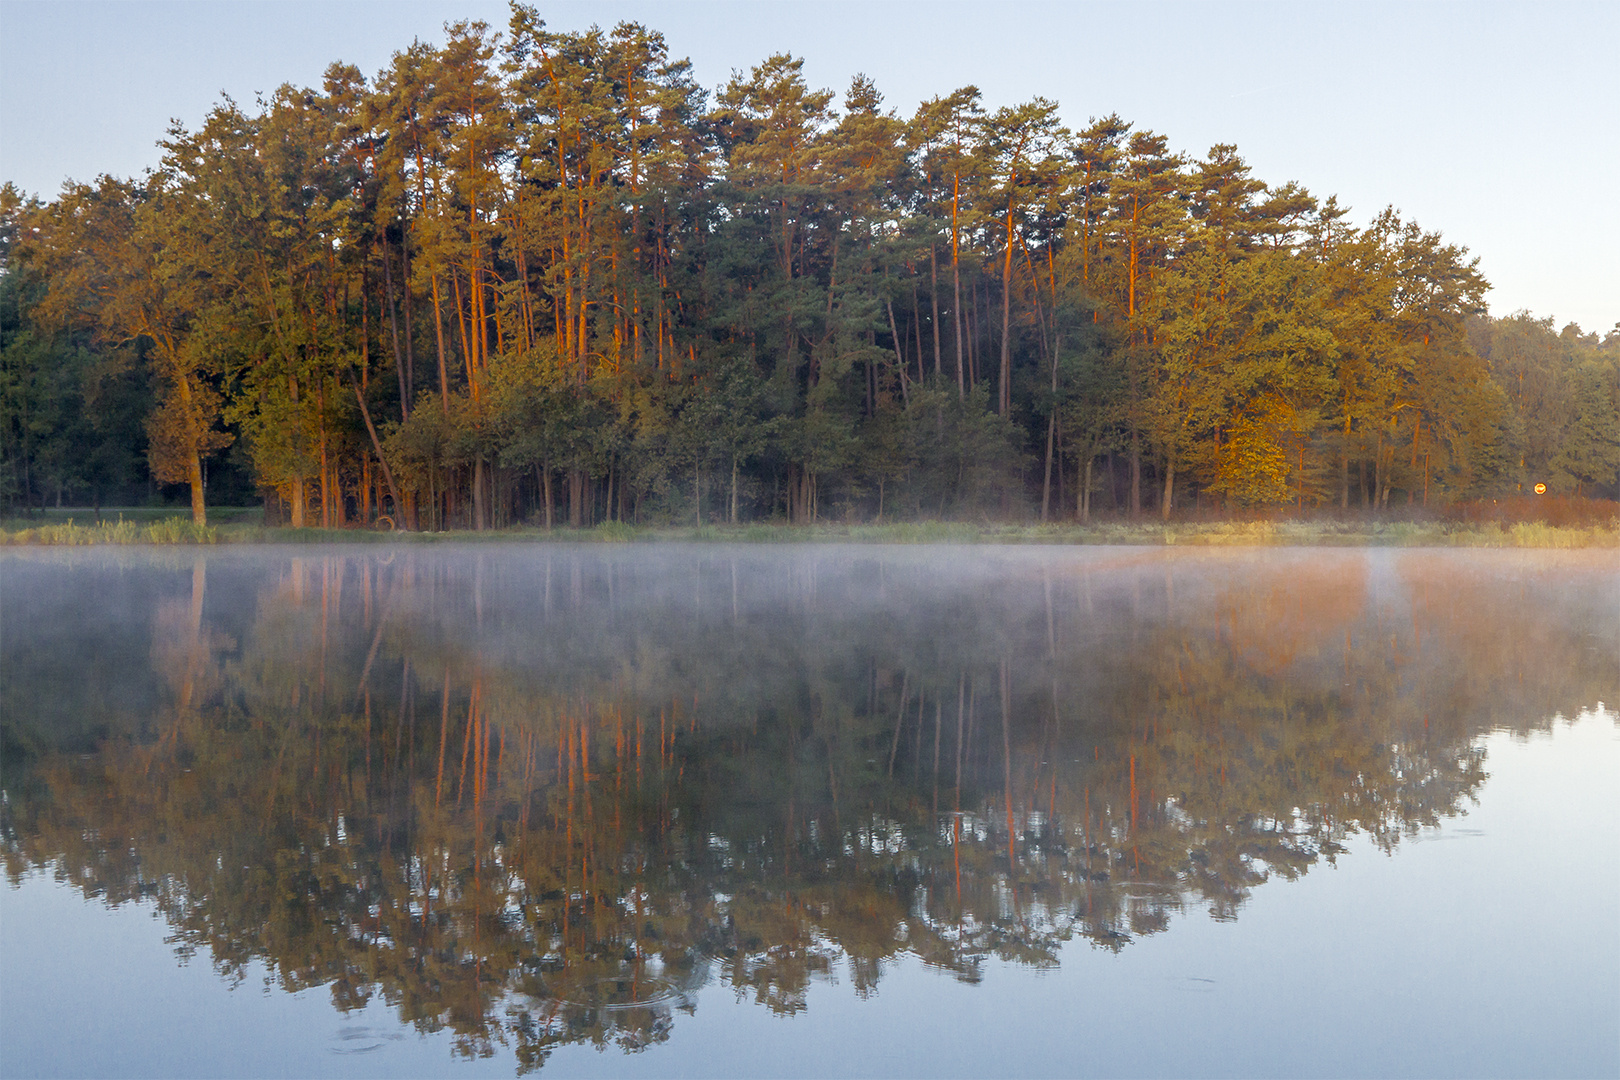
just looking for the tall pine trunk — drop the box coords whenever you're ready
[1161,449,1175,522]
[382,242,410,421]
[929,245,943,379]
[1081,457,1093,523]
[1130,428,1141,517]
[539,463,553,529]
[1000,214,1014,416]
[431,275,450,413]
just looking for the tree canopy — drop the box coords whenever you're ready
[3,6,1615,525]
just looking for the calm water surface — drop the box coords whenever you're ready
[2,544,1616,1078]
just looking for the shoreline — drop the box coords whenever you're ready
[4,517,1617,549]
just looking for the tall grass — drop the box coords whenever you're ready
[0,517,217,545]
[2,515,1614,548]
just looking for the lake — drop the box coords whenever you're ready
[2,544,1616,1078]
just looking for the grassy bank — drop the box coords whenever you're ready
[4,514,1617,548]
[1,517,222,545]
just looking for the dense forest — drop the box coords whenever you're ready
[2,6,1617,526]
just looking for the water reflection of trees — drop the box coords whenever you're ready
[2,547,1614,1070]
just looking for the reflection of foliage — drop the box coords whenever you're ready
[2,548,1614,1070]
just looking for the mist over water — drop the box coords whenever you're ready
[2,545,1616,1077]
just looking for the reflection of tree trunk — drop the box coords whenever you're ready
[932,699,942,808]
[1129,753,1138,834]
[955,675,965,794]
[179,558,206,711]
[435,674,450,809]
[456,695,475,809]
[1001,657,1016,877]
[887,672,910,777]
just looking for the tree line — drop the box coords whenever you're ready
[2,5,1617,526]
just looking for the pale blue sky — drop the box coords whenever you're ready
[2,0,1615,333]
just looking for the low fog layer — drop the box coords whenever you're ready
[5,544,1615,748]
[2,544,1616,1062]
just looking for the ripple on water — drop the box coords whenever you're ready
[553,972,695,1013]
[1173,976,1219,994]
[329,1025,407,1055]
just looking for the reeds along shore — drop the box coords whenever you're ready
[4,511,1617,548]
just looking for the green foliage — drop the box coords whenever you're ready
[1213,412,1294,506]
[3,11,1605,528]
[1472,314,1620,499]
[0,194,154,512]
